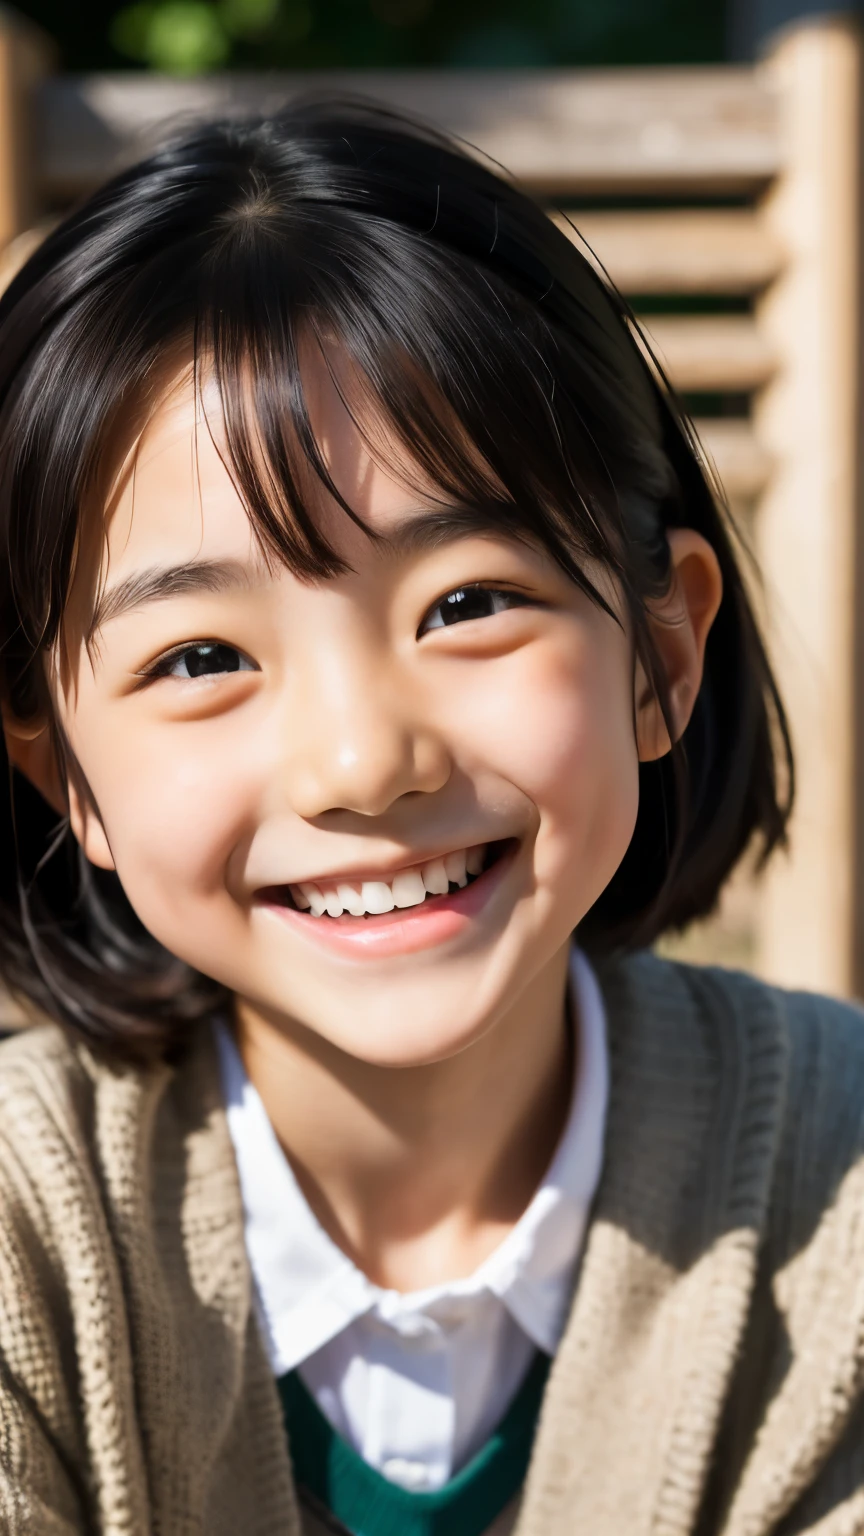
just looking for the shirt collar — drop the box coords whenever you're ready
[217,946,609,1374]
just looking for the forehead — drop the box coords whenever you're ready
[97,349,432,589]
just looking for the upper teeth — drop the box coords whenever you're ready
[291,844,486,917]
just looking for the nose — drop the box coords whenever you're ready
[282,646,452,820]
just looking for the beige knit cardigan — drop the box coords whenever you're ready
[2,951,864,1536]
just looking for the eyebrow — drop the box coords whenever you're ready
[377,504,533,558]
[88,507,531,638]
[89,557,260,639]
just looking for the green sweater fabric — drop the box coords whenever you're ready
[278,1351,550,1536]
[2,953,864,1534]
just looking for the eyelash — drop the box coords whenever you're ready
[140,641,257,684]
[418,583,534,635]
[141,584,536,682]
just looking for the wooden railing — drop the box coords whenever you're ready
[0,16,862,998]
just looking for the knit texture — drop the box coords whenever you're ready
[1,951,864,1535]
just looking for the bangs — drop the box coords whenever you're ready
[200,207,666,622]
[0,107,676,668]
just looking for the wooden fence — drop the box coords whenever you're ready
[0,14,862,998]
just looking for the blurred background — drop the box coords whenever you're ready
[1,0,864,1005]
[0,0,740,75]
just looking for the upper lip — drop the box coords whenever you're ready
[256,839,504,892]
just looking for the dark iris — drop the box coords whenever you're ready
[438,588,500,625]
[182,643,242,678]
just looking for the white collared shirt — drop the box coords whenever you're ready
[216,948,608,1493]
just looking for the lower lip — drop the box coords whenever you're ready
[257,844,517,959]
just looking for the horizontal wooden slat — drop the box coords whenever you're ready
[635,314,776,392]
[557,209,784,295]
[693,417,772,499]
[37,66,782,200]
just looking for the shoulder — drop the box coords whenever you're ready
[0,1018,86,1076]
[0,1022,100,1164]
[651,953,864,1161]
[0,1015,224,1112]
[0,1021,218,1241]
[0,1025,131,1270]
[607,959,864,1528]
[746,976,864,1259]
[598,944,864,1089]
[0,1019,225,1415]
[599,949,864,1250]
[0,1017,93,1087]
[0,1020,141,1166]
[0,1022,250,1527]
[0,1020,235,1309]
[0,1026,120,1492]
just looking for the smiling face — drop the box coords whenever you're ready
[44,351,652,1068]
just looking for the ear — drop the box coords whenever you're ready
[635,528,723,763]
[2,708,116,870]
[2,708,67,813]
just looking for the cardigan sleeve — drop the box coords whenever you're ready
[0,1151,91,1534]
[708,984,864,1535]
[0,1033,153,1536]
[0,1396,88,1536]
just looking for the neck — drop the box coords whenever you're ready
[233,944,574,1292]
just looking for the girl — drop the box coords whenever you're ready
[0,99,862,1536]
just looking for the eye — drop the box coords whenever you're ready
[420,585,532,634]
[154,642,256,680]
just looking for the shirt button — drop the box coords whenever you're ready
[382,1458,434,1491]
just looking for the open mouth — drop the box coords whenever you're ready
[260,839,514,921]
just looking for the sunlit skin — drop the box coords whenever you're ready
[4,353,722,1290]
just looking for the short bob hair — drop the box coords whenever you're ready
[0,99,791,1059]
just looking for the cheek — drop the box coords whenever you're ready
[72,712,257,929]
[534,657,640,906]
[444,627,640,900]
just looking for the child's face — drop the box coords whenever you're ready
[43,355,686,1066]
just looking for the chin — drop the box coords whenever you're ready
[325,1014,492,1070]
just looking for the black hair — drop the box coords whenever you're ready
[0,98,792,1059]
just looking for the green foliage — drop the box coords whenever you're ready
[110,0,286,70]
[221,0,281,33]
[18,0,729,74]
